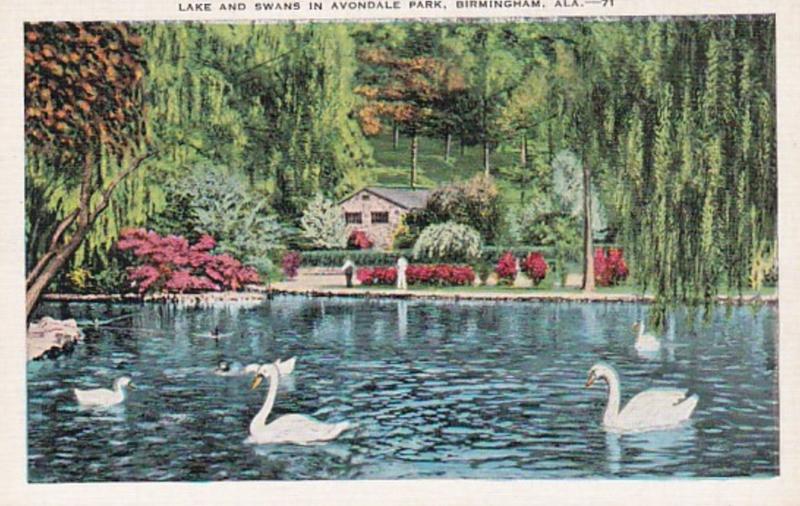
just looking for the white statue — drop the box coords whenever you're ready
[396,256,408,290]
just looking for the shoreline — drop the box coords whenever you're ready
[40,287,777,306]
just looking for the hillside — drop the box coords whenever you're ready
[363,133,530,206]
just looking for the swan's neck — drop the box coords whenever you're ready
[602,372,621,425]
[115,384,127,401]
[637,322,644,338]
[250,370,279,435]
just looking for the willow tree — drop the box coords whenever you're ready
[25,22,151,319]
[603,17,776,321]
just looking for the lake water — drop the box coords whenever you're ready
[27,296,778,481]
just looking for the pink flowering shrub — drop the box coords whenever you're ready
[348,230,373,250]
[495,252,518,285]
[356,264,475,286]
[281,251,302,279]
[522,252,549,286]
[594,247,629,287]
[116,228,259,293]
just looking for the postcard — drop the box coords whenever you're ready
[2,0,799,504]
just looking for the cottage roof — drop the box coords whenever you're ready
[342,187,432,210]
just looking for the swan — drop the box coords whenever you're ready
[246,363,350,445]
[216,357,296,377]
[633,321,661,352]
[74,376,134,407]
[585,362,698,433]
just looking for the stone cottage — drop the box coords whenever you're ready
[339,187,432,250]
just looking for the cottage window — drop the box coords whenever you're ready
[345,212,363,224]
[371,212,389,224]
[361,194,370,200]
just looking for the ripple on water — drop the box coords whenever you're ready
[27,298,778,481]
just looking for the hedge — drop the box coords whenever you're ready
[299,245,620,268]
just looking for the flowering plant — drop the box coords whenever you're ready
[281,251,302,279]
[594,247,629,286]
[522,252,549,286]
[117,228,259,293]
[495,251,518,285]
[348,230,373,250]
[356,264,475,287]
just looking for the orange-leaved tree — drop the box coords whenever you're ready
[25,22,153,319]
[355,47,464,188]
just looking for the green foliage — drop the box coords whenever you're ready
[425,174,506,244]
[301,249,411,267]
[153,165,294,277]
[299,193,348,250]
[412,221,482,263]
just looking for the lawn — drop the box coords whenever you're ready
[363,132,528,204]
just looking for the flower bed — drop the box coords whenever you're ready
[356,264,475,287]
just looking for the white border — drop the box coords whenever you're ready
[1,1,798,504]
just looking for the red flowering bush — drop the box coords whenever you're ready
[495,251,518,285]
[281,251,302,279]
[348,230,373,250]
[522,252,549,286]
[357,266,397,285]
[356,264,475,286]
[594,247,629,286]
[117,228,259,293]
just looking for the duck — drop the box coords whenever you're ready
[633,321,661,352]
[74,376,134,407]
[246,363,350,445]
[585,362,698,433]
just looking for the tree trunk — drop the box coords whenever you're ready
[444,132,452,162]
[460,137,465,156]
[581,157,595,292]
[393,122,400,151]
[410,133,418,189]
[483,141,490,176]
[520,136,527,169]
[26,150,153,320]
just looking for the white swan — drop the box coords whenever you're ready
[633,321,661,352]
[585,362,698,433]
[74,377,134,407]
[246,363,350,445]
[216,357,296,377]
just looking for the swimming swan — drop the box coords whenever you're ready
[585,363,698,433]
[216,357,296,377]
[74,377,134,407]
[633,321,661,352]
[246,363,350,445]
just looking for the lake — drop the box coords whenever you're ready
[27,296,778,481]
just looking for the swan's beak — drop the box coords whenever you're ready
[128,383,136,390]
[250,375,263,390]
[584,373,596,388]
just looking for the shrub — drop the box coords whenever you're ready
[348,230,373,250]
[412,221,482,263]
[299,193,347,249]
[425,174,506,244]
[151,165,294,279]
[495,251,518,285]
[356,264,475,287]
[281,251,302,279]
[117,229,259,293]
[594,247,629,287]
[522,252,549,286]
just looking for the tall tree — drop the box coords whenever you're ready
[25,22,151,318]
